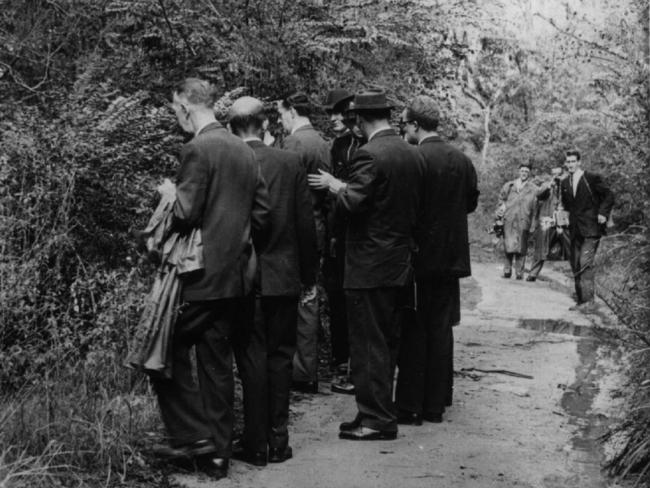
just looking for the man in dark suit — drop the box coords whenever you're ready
[153,79,270,480]
[321,89,365,394]
[278,93,331,393]
[309,90,423,440]
[396,95,479,424]
[560,149,613,312]
[228,96,318,465]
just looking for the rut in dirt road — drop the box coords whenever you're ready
[171,261,625,488]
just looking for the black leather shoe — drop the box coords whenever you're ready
[268,446,293,463]
[339,416,362,432]
[423,412,443,423]
[152,438,216,460]
[526,276,537,282]
[292,380,318,394]
[232,444,267,467]
[196,456,228,480]
[339,426,397,441]
[396,411,423,426]
[331,380,355,395]
[515,274,523,280]
[502,272,512,278]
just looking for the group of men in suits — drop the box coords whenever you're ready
[497,151,613,312]
[151,77,479,480]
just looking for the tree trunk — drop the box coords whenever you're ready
[481,105,491,165]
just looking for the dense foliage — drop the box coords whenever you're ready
[0,0,647,485]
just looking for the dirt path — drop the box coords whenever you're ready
[172,261,626,488]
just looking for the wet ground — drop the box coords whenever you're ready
[171,261,628,488]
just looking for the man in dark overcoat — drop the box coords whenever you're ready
[396,95,479,424]
[560,149,613,311]
[309,90,423,440]
[228,96,318,465]
[278,93,331,393]
[153,79,270,480]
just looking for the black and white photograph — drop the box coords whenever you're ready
[0,0,648,486]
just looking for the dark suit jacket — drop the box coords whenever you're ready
[414,136,479,279]
[336,128,424,289]
[247,140,318,296]
[173,122,270,301]
[282,124,331,250]
[560,171,613,238]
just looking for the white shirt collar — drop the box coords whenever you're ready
[243,136,262,142]
[418,133,439,145]
[367,126,391,142]
[195,120,216,136]
[291,121,311,134]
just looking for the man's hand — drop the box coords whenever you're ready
[496,203,506,218]
[157,178,176,198]
[597,214,607,225]
[308,170,346,194]
[300,285,318,305]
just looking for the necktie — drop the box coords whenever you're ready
[569,175,574,196]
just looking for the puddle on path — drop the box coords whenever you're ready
[518,318,593,337]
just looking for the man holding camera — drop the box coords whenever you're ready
[527,166,571,282]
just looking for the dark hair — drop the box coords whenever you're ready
[281,93,311,117]
[565,149,581,160]
[229,108,266,136]
[519,162,533,170]
[406,95,440,131]
[174,78,217,107]
[355,108,391,123]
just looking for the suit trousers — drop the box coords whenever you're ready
[292,292,320,382]
[152,296,258,458]
[256,296,299,450]
[396,277,458,416]
[570,234,600,303]
[323,243,349,367]
[346,287,404,432]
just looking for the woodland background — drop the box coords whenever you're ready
[0,0,648,486]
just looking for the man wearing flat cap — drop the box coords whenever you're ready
[309,89,423,440]
[320,89,366,394]
[278,92,331,393]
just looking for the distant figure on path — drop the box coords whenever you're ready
[527,166,571,282]
[497,163,538,279]
[560,149,613,312]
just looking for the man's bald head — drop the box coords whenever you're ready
[229,96,266,137]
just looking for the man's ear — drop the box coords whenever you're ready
[290,107,298,119]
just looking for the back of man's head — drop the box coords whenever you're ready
[174,78,218,108]
[281,93,312,118]
[229,96,266,136]
[406,95,440,132]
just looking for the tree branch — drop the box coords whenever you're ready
[157,0,196,57]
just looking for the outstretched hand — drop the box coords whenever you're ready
[308,170,346,194]
[157,178,176,198]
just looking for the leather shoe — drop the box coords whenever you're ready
[268,445,293,463]
[152,438,216,460]
[339,416,362,432]
[232,444,267,467]
[526,275,537,282]
[502,271,512,278]
[196,456,228,480]
[515,274,523,280]
[339,426,397,441]
[292,380,318,394]
[396,411,423,426]
[331,380,355,395]
[423,412,443,423]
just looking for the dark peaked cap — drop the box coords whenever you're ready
[349,89,394,111]
[322,89,354,111]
